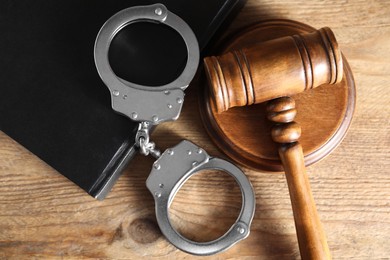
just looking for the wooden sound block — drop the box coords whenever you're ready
[200,19,356,172]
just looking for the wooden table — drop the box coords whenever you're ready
[1,1,389,259]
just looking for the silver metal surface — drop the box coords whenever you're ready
[135,122,161,158]
[146,140,256,255]
[94,4,199,124]
[95,4,255,255]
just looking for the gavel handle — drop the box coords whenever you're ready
[280,143,331,260]
[267,97,331,260]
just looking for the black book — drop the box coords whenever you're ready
[0,0,245,199]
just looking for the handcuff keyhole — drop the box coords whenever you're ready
[168,169,243,243]
[108,22,188,87]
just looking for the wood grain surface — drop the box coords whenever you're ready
[1,0,389,259]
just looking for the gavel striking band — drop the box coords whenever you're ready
[204,27,343,260]
[204,27,342,113]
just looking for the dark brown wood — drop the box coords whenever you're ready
[268,97,331,260]
[204,27,342,113]
[199,19,356,171]
[202,24,345,260]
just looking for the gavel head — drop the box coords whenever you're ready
[204,27,343,113]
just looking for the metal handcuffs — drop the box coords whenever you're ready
[94,4,255,256]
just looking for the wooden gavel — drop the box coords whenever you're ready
[204,27,342,259]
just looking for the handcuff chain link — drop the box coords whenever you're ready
[136,122,161,158]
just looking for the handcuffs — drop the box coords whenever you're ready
[94,4,255,255]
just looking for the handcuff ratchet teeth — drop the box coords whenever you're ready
[94,4,255,256]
